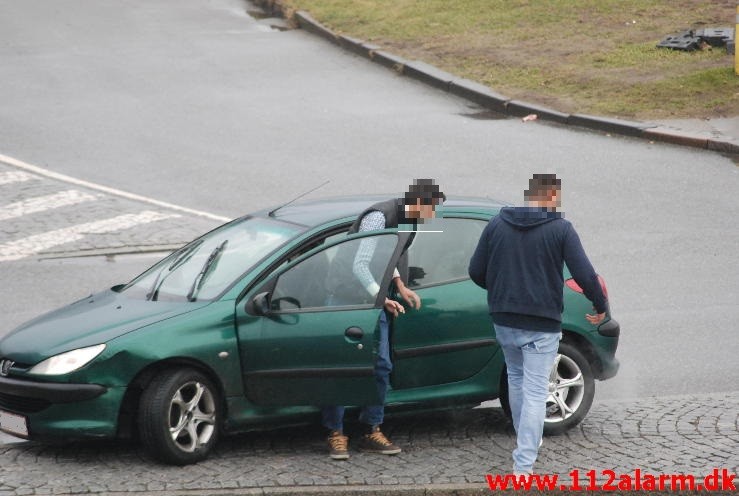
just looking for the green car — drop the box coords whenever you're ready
[0,196,619,465]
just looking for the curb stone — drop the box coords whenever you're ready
[265,3,739,155]
[504,100,570,124]
[707,136,739,153]
[401,61,456,92]
[644,126,711,149]
[566,114,655,138]
[336,34,371,57]
[447,78,508,114]
[369,50,410,72]
[294,10,335,43]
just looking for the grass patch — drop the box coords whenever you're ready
[279,0,738,119]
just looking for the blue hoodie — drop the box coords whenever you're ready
[468,207,607,332]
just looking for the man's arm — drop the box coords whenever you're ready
[393,273,420,310]
[468,224,491,289]
[352,211,408,315]
[352,212,386,296]
[562,225,607,324]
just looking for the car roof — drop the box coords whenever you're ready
[253,194,510,227]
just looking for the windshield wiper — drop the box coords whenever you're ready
[187,240,228,302]
[146,240,204,301]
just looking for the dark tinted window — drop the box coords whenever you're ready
[406,218,487,288]
[271,234,397,311]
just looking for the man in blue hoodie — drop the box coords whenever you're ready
[468,173,607,475]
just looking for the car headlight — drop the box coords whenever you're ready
[29,344,106,375]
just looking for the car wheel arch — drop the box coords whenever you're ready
[560,330,604,378]
[116,357,227,439]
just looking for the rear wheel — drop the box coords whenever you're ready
[498,341,595,435]
[138,368,221,465]
[544,342,594,434]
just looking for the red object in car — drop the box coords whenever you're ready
[565,275,609,299]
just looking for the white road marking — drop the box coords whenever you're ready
[0,211,180,261]
[0,190,100,221]
[0,171,37,185]
[0,153,230,222]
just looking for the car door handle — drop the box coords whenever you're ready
[345,327,364,339]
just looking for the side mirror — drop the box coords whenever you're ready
[246,292,271,316]
[408,266,426,286]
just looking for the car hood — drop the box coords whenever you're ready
[0,288,207,366]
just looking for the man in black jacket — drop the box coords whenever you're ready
[468,174,607,475]
[323,179,444,460]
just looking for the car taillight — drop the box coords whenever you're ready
[565,275,609,299]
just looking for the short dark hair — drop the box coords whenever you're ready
[525,173,561,199]
[404,178,446,205]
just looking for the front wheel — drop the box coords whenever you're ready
[498,341,595,435]
[138,368,222,465]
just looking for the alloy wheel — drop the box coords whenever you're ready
[167,381,217,453]
[545,353,586,423]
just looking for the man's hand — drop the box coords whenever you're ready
[394,277,421,310]
[586,311,606,325]
[384,298,405,317]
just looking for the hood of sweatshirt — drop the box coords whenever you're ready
[499,206,562,230]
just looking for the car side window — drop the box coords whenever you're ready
[279,227,350,266]
[270,234,397,312]
[406,218,487,288]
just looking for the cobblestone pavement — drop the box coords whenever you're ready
[0,160,224,261]
[0,392,737,495]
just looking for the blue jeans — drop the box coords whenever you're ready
[494,324,561,474]
[322,310,391,432]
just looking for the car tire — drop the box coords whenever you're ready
[498,368,512,419]
[544,342,594,434]
[138,368,221,465]
[497,341,595,436]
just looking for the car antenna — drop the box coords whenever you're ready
[268,180,330,217]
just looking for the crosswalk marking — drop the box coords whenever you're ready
[0,154,227,262]
[0,211,181,261]
[0,154,230,222]
[0,171,37,185]
[0,190,100,221]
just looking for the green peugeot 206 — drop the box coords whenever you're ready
[0,195,619,465]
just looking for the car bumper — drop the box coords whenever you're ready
[0,376,122,439]
[594,318,620,380]
[597,318,620,338]
[0,376,106,405]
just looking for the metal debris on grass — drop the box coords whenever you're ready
[657,27,735,52]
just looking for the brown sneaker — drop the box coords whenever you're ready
[327,431,349,460]
[358,426,401,455]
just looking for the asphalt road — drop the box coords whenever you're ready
[1,0,738,409]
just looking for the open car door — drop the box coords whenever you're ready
[237,230,409,406]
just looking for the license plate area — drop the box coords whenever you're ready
[0,409,29,438]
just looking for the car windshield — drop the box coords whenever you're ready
[122,217,303,302]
